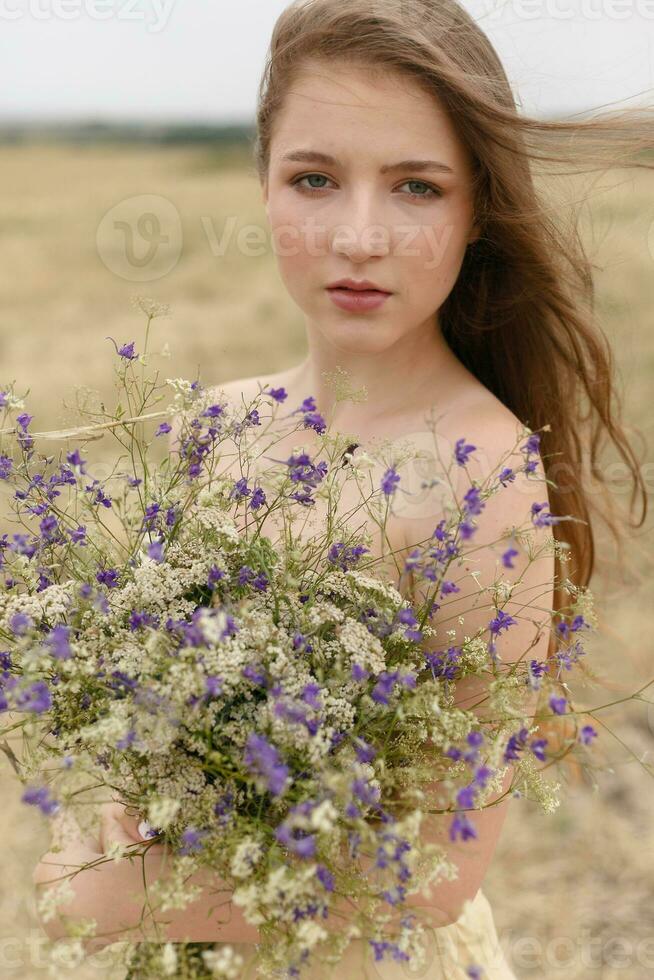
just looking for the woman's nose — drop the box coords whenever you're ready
[329,195,391,261]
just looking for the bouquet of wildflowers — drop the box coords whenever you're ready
[0,301,616,979]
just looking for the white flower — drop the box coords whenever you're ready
[348,450,376,471]
[147,796,181,829]
[37,880,76,923]
[230,837,264,879]
[160,943,178,976]
[295,917,328,950]
[201,945,245,978]
[105,840,128,863]
[309,799,338,833]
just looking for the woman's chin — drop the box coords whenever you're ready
[316,318,399,353]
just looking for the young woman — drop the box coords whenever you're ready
[33,1,650,977]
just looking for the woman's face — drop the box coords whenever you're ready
[261,59,480,355]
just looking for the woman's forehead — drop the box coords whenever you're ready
[271,65,470,173]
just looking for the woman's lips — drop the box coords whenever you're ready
[326,287,392,312]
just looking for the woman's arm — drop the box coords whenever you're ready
[394,413,555,927]
[32,803,262,953]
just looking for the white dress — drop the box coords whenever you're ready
[220,888,517,979]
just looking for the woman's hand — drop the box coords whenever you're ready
[98,800,167,856]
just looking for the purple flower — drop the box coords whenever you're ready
[353,737,377,764]
[22,785,60,816]
[369,939,410,964]
[449,812,477,842]
[16,680,52,714]
[147,539,165,563]
[522,433,541,455]
[327,541,370,571]
[381,884,407,907]
[96,568,119,588]
[351,662,370,682]
[498,467,515,486]
[489,610,517,636]
[230,477,251,501]
[118,341,137,360]
[440,580,460,596]
[531,502,559,527]
[202,404,224,419]
[351,777,381,807]
[501,546,519,569]
[316,864,334,891]
[303,411,326,435]
[266,386,288,403]
[250,487,266,510]
[243,732,290,797]
[463,486,484,517]
[504,726,529,762]
[116,729,137,750]
[242,663,267,687]
[45,624,72,661]
[380,467,400,497]
[129,610,160,631]
[530,738,548,761]
[9,612,32,636]
[301,682,321,710]
[84,480,111,508]
[395,607,423,643]
[580,724,597,745]
[68,525,87,546]
[467,730,484,748]
[285,452,328,489]
[424,645,462,682]
[66,448,87,472]
[207,565,225,589]
[371,670,401,705]
[549,695,567,715]
[179,827,207,855]
[274,820,317,859]
[155,422,172,437]
[141,503,161,531]
[456,784,477,808]
[0,454,14,480]
[454,438,477,466]
[205,675,222,698]
[252,572,269,592]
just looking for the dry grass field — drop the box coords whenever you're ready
[0,142,652,979]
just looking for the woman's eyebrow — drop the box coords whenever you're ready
[280,149,454,175]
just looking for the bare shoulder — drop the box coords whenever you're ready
[167,370,290,453]
[397,382,547,548]
[439,384,527,467]
[206,370,291,409]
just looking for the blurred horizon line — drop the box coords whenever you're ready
[0,109,610,147]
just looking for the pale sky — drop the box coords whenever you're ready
[0,0,652,123]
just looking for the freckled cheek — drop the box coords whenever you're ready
[403,215,470,281]
[267,204,333,284]
[266,201,470,290]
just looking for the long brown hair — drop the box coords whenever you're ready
[252,0,652,609]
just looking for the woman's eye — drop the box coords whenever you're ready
[398,180,442,200]
[291,173,333,194]
[290,173,442,200]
